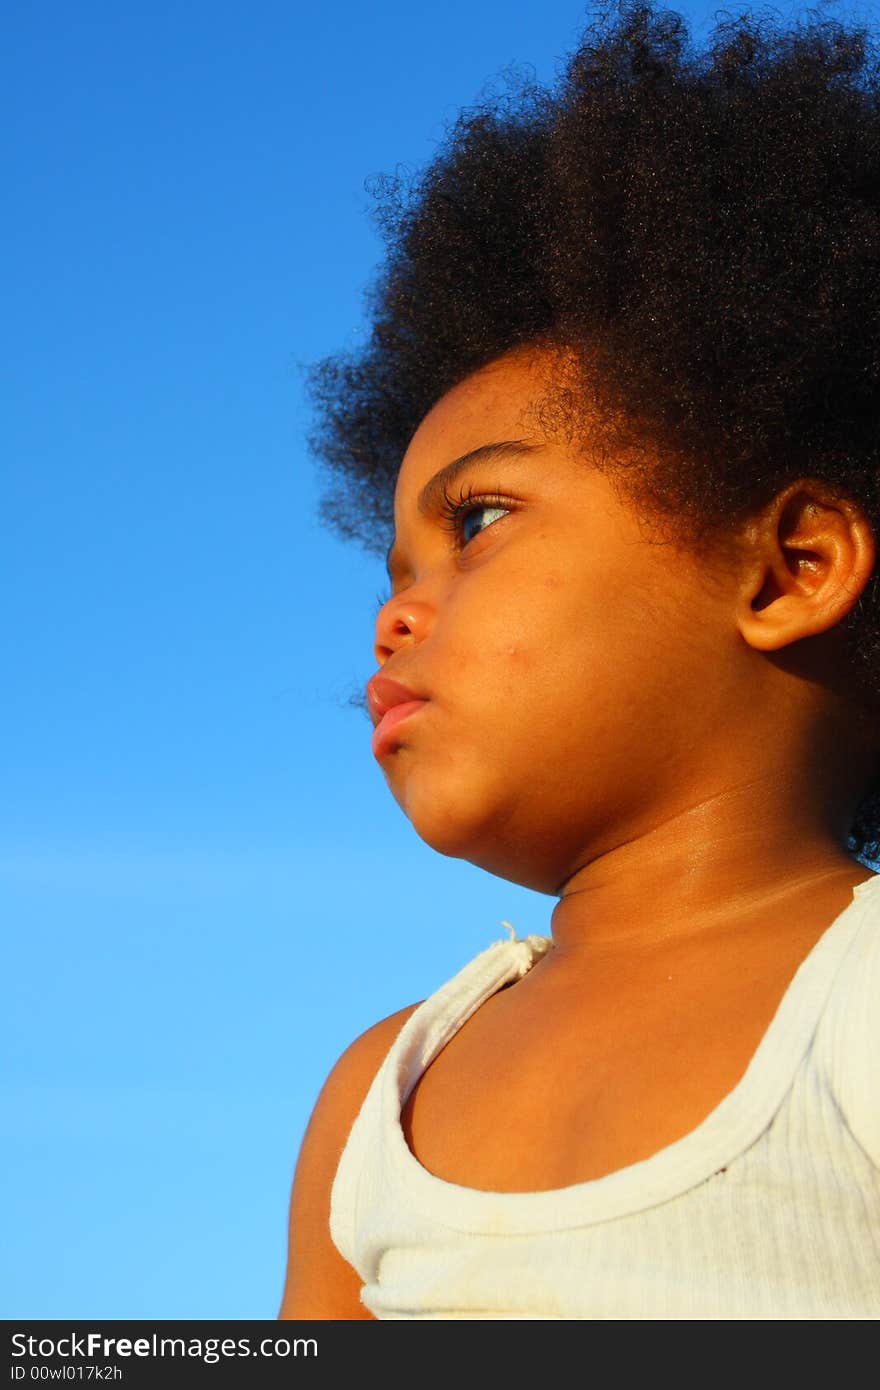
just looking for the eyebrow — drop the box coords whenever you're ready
[384,439,542,583]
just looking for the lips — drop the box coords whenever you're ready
[365,673,429,758]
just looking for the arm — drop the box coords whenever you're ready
[277,1003,421,1320]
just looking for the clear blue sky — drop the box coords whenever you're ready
[4,0,877,1318]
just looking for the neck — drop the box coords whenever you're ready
[550,769,872,959]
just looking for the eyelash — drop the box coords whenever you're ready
[436,480,514,546]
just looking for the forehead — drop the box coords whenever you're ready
[395,347,567,499]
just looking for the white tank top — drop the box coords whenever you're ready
[330,877,880,1319]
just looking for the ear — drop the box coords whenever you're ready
[736,481,876,653]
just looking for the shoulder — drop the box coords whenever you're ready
[278,1001,421,1321]
[323,1002,423,1107]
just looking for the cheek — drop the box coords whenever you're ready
[388,598,678,863]
[483,576,678,748]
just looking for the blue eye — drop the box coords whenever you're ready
[436,482,514,547]
[460,503,510,544]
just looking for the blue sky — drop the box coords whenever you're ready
[4,0,878,1318]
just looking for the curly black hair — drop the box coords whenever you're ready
[305,1,880,863]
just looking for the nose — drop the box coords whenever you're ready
[374,591,433,665]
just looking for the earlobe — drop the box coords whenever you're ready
[736,483,876,653]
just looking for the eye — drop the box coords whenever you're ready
[460,502,510,544]
[438,482,514,549]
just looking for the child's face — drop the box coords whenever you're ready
[370,345,741,895]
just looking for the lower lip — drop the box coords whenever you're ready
[371,700,429,759]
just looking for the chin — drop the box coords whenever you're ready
[391,768,563,894]
[398,789,490,863]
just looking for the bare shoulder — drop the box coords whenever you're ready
[277,1001,421,1321]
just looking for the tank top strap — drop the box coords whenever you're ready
[393,929,553,1107]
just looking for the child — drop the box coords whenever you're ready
[279,2,880,1319]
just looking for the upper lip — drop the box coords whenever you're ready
[365,673,428,728]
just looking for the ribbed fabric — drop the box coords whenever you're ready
[330,881,880,1320]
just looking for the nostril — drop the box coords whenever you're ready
[374,595,429,658]
[375,612,413,656]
